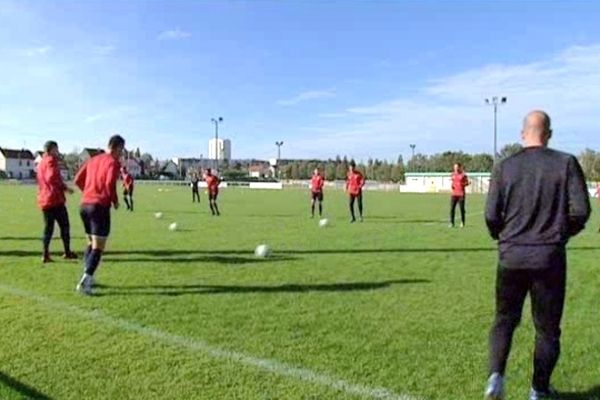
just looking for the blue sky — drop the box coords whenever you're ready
[1,0,600,161]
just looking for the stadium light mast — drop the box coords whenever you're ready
[211,117,223,171]
[275,141,284,179]
[485,97,507,162]
[409,144,416,160]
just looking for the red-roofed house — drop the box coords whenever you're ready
[0,148,36,179]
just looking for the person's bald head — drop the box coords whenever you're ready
[521,110,552,147]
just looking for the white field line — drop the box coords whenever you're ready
[0,284,422,400]
[423,210,485,225]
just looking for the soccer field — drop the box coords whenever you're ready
[0,184,598,400]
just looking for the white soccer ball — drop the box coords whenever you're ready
[319,218,330,228]
[155,212,163,219]
[168,222,178,231]
[254,244,271,258]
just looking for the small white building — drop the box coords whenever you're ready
[401,172,492,194]
[159,160,180,178]
[0,148,36,179]
[123,158,142,178]
[208,138,232,162]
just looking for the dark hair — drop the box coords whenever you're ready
[108,135,125,150]
[44,140,58,153]
[206,168,212,174]
[349,161,356,168]
[455,162,462,168]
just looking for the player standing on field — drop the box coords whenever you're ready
[37,140,77,263]
[310,168,325,218]
[204,168,221,216]
[449,163,469,228]
[121,167,134,212]
[191,173,200,203]
[484,111,590,400]
[346,162,365,223]
[74,135,125,295]
[596,183,600,233]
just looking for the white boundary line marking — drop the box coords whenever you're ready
[0,284,422,400]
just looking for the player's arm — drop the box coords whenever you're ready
[74,161,88,191]
[107,162,120,209]
[485,163,504,240]
[566,156,591,237]
[463,175,470,187]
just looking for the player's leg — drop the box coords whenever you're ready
[530,254,566,394]
[349,195,356,222]
[213,194,220,216]
[450,196,458,227]
[357,192,363,221]
[55,205,76,259]
[123,189,131,210]
[459,196,466,227]
[318,193,323,217]
[42,208,56,263]
[77,206,110,295]
[488,266,529,385]
[310,193,316,218]
[129,188,134,211]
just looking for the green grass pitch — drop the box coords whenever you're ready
[0,184,599,400]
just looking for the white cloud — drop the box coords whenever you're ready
[277,90,336,106]
[21,45,52,57]
[92,45,116,56]
[307,43,600,159]
[158,28,192,40]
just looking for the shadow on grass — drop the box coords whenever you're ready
[3,246,600,258]
[108,254,296,264]
[558,386,600,399]
[0,371,52,400]
[94,279,429,297]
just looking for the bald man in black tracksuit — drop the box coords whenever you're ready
[484,111,591,400]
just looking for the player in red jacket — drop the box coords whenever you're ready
[36,140,77,263]
[346,162,365,223]
[204,168,221,216]
[449,163,469,228]
[121,167,135,211]
[74,135,125,295]
[310,168,325,218]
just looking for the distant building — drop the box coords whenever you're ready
[0,148,35,179]
[208,139,231,161]
[159,160,180,178]
[34,151,70,180]
[123,158,142,178]
[79,148,104,163]
[248,163,271,178]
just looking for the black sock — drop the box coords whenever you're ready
[214,203,220,215]
[311,203,315,216]
[85,249,103,276]
[84,245,92,262]
[319,203,323,216]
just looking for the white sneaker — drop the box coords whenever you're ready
[460,223,465,228]
[76,274,92,296]
[529,387,558,400]
[485,373,504,400]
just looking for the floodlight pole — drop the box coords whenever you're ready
[485,97,507,163]
[275,141,284,179]
[211,117,223,171]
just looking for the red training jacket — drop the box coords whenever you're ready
[37,154,67,210]
[346,171,365,195]
[75,153,121,208]
[122,173,134,190]
[310,174,325,193]
[205,174,220,194]
[451,172,469,197]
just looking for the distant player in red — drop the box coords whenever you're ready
[204,168,221,216]
[74,135,125,295]
[346,162,365,223]
[310,168,325,218]
[121,167,135,211]
[37,140,77,263]
[450,162,469,228]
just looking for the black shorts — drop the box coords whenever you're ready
[123,187,134,196]
[208,192,219,201]
[80,204,111,238]
[311,191,323,201]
